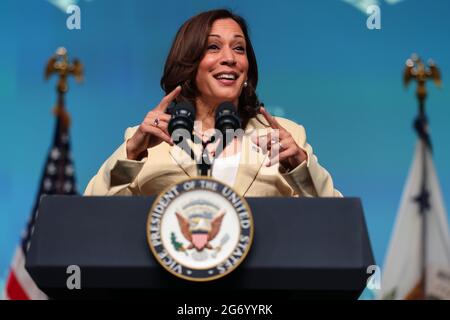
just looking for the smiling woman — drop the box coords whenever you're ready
[160,10,259,131]
[84,9,342,198]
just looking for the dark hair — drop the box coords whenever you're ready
[160,9,260,129]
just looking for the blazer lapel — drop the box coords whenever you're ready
[169,139,199,178]
[232,127,268,196]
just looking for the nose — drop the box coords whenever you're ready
[220,46,236,66]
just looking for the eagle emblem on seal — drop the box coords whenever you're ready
[175,210,225,252]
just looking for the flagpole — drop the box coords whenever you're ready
[418,97,428,299]
[55,79,66,194]
[45,47,83,194]
[404,54,441,299]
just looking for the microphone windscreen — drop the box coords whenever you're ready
[174,101,196,118]
[215,101,241,132]
[168,101,196,136]
[215,101,235,116]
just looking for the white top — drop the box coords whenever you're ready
[212,152,241,187]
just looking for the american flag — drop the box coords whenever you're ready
[3,109,78,300]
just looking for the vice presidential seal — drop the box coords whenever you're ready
[146,178,254,281]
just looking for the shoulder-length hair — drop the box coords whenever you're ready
[160,9,260,129]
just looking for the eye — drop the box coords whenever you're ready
[234,46,246,53]
[207,44,220,51]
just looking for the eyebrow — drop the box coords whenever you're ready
[208,34,244,39]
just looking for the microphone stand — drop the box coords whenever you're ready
[198,137,215,176]
[197,131,234,176]
[173,131,214,177]
[174,129,235,177]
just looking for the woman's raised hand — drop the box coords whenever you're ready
[255,107,307,170]
[126,86,182,160]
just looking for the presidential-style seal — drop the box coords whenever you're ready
[146,178,254,281]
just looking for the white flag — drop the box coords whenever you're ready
[378,140,450,299]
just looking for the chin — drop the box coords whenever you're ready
[211,90,239,103]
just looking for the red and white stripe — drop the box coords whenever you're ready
[4,247,47,300]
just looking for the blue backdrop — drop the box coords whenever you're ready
[1,0,450,298]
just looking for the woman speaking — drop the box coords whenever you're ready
[84,9,342,198]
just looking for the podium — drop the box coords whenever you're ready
[26,196,374,300]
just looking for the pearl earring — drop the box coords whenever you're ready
[244,81,248,88]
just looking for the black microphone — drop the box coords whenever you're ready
[215,101,241,135]
[214,102,242,159]
[167,101,196,138]
[193,101,242,177]
[167,101,196,165]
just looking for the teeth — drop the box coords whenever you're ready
[216,74,236,80]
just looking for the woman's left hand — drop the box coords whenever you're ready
[255,107,308,171]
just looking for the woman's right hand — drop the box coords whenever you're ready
[126,86,182,160]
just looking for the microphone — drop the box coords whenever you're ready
[214,102,242,159]
[192,101,242,177]
[167,101,196,138]
[167,101,242,177]
[215,101,241,136]
[167,101,196,164]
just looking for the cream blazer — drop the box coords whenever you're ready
[84,115,342,197]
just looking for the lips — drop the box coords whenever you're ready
[213,71,240,86]
[213,70,239,79]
